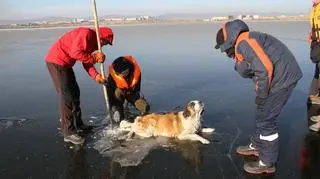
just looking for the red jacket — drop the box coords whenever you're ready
[45,27,113,79]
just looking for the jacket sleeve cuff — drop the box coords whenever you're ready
[83,63,99,80]
[89,55,96,64]
[90,70,99,80]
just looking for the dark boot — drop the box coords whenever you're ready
[244,161,276,174]
[236,143,259,156]
[76,124,94,134]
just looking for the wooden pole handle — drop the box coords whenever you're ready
[92,0,111,126]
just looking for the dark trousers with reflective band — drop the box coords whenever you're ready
[309,63,320,96]
[47,62,83,136]
[251,84,295,165]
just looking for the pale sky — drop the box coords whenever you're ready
[0,0,311,20]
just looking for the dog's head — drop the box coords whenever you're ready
[183,100,205,119]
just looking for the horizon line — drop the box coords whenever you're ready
[0,11,309,21]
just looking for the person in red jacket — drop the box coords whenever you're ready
[46,27,113,145]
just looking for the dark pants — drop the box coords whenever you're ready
[107,88,142,123]
[251,84,296,165]
[47,62,83,136]
[108,90,126,123]
[309,63,320,96]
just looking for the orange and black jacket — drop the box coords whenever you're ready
[107,56,142,105]
[222,20,302,98]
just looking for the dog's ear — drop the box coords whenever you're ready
[189,101,195,108]
[183,107,191,118]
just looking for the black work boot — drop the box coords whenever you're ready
[236,143,259,156]
[244,161,276,174]
[76,124,94,134]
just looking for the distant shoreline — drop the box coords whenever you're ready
[0,19,309,31]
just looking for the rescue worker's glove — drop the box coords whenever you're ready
[255,96,266,105]
[92,52,106,63]
[135,98,150,115]
[114,88,124,100]
[95,74,107,85]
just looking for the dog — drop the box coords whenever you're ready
[119,100,214,144]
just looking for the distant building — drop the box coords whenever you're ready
[137,16,153,21]
[73,18,85,23]
[260,16,276,20]
[253,15,260,20]
[243,15,253,20]
[48,21,71,25]
[237,15,246,20]
[211,16,229,21]
[89,19,103,23]
[125,17,137,21]
[33,21,42,25]
[33,21,49,25]
[104,18,124,21]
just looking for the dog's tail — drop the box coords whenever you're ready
[119,120,133,130]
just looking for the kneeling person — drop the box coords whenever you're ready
[107,56,150,123]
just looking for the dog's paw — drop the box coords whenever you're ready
[201,139,210,144]
[119,120,131,129]
[201,128,215,133]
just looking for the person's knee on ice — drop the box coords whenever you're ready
[107,56,150,122]
[110,106,125,124]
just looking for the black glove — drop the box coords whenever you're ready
[255,96,266,105]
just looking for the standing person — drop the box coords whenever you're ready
[107,56,150,124]
[46,27,113,145]
[309,0,320,131]
[214,19,302,174]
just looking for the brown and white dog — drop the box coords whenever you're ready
[119,100,214,144]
